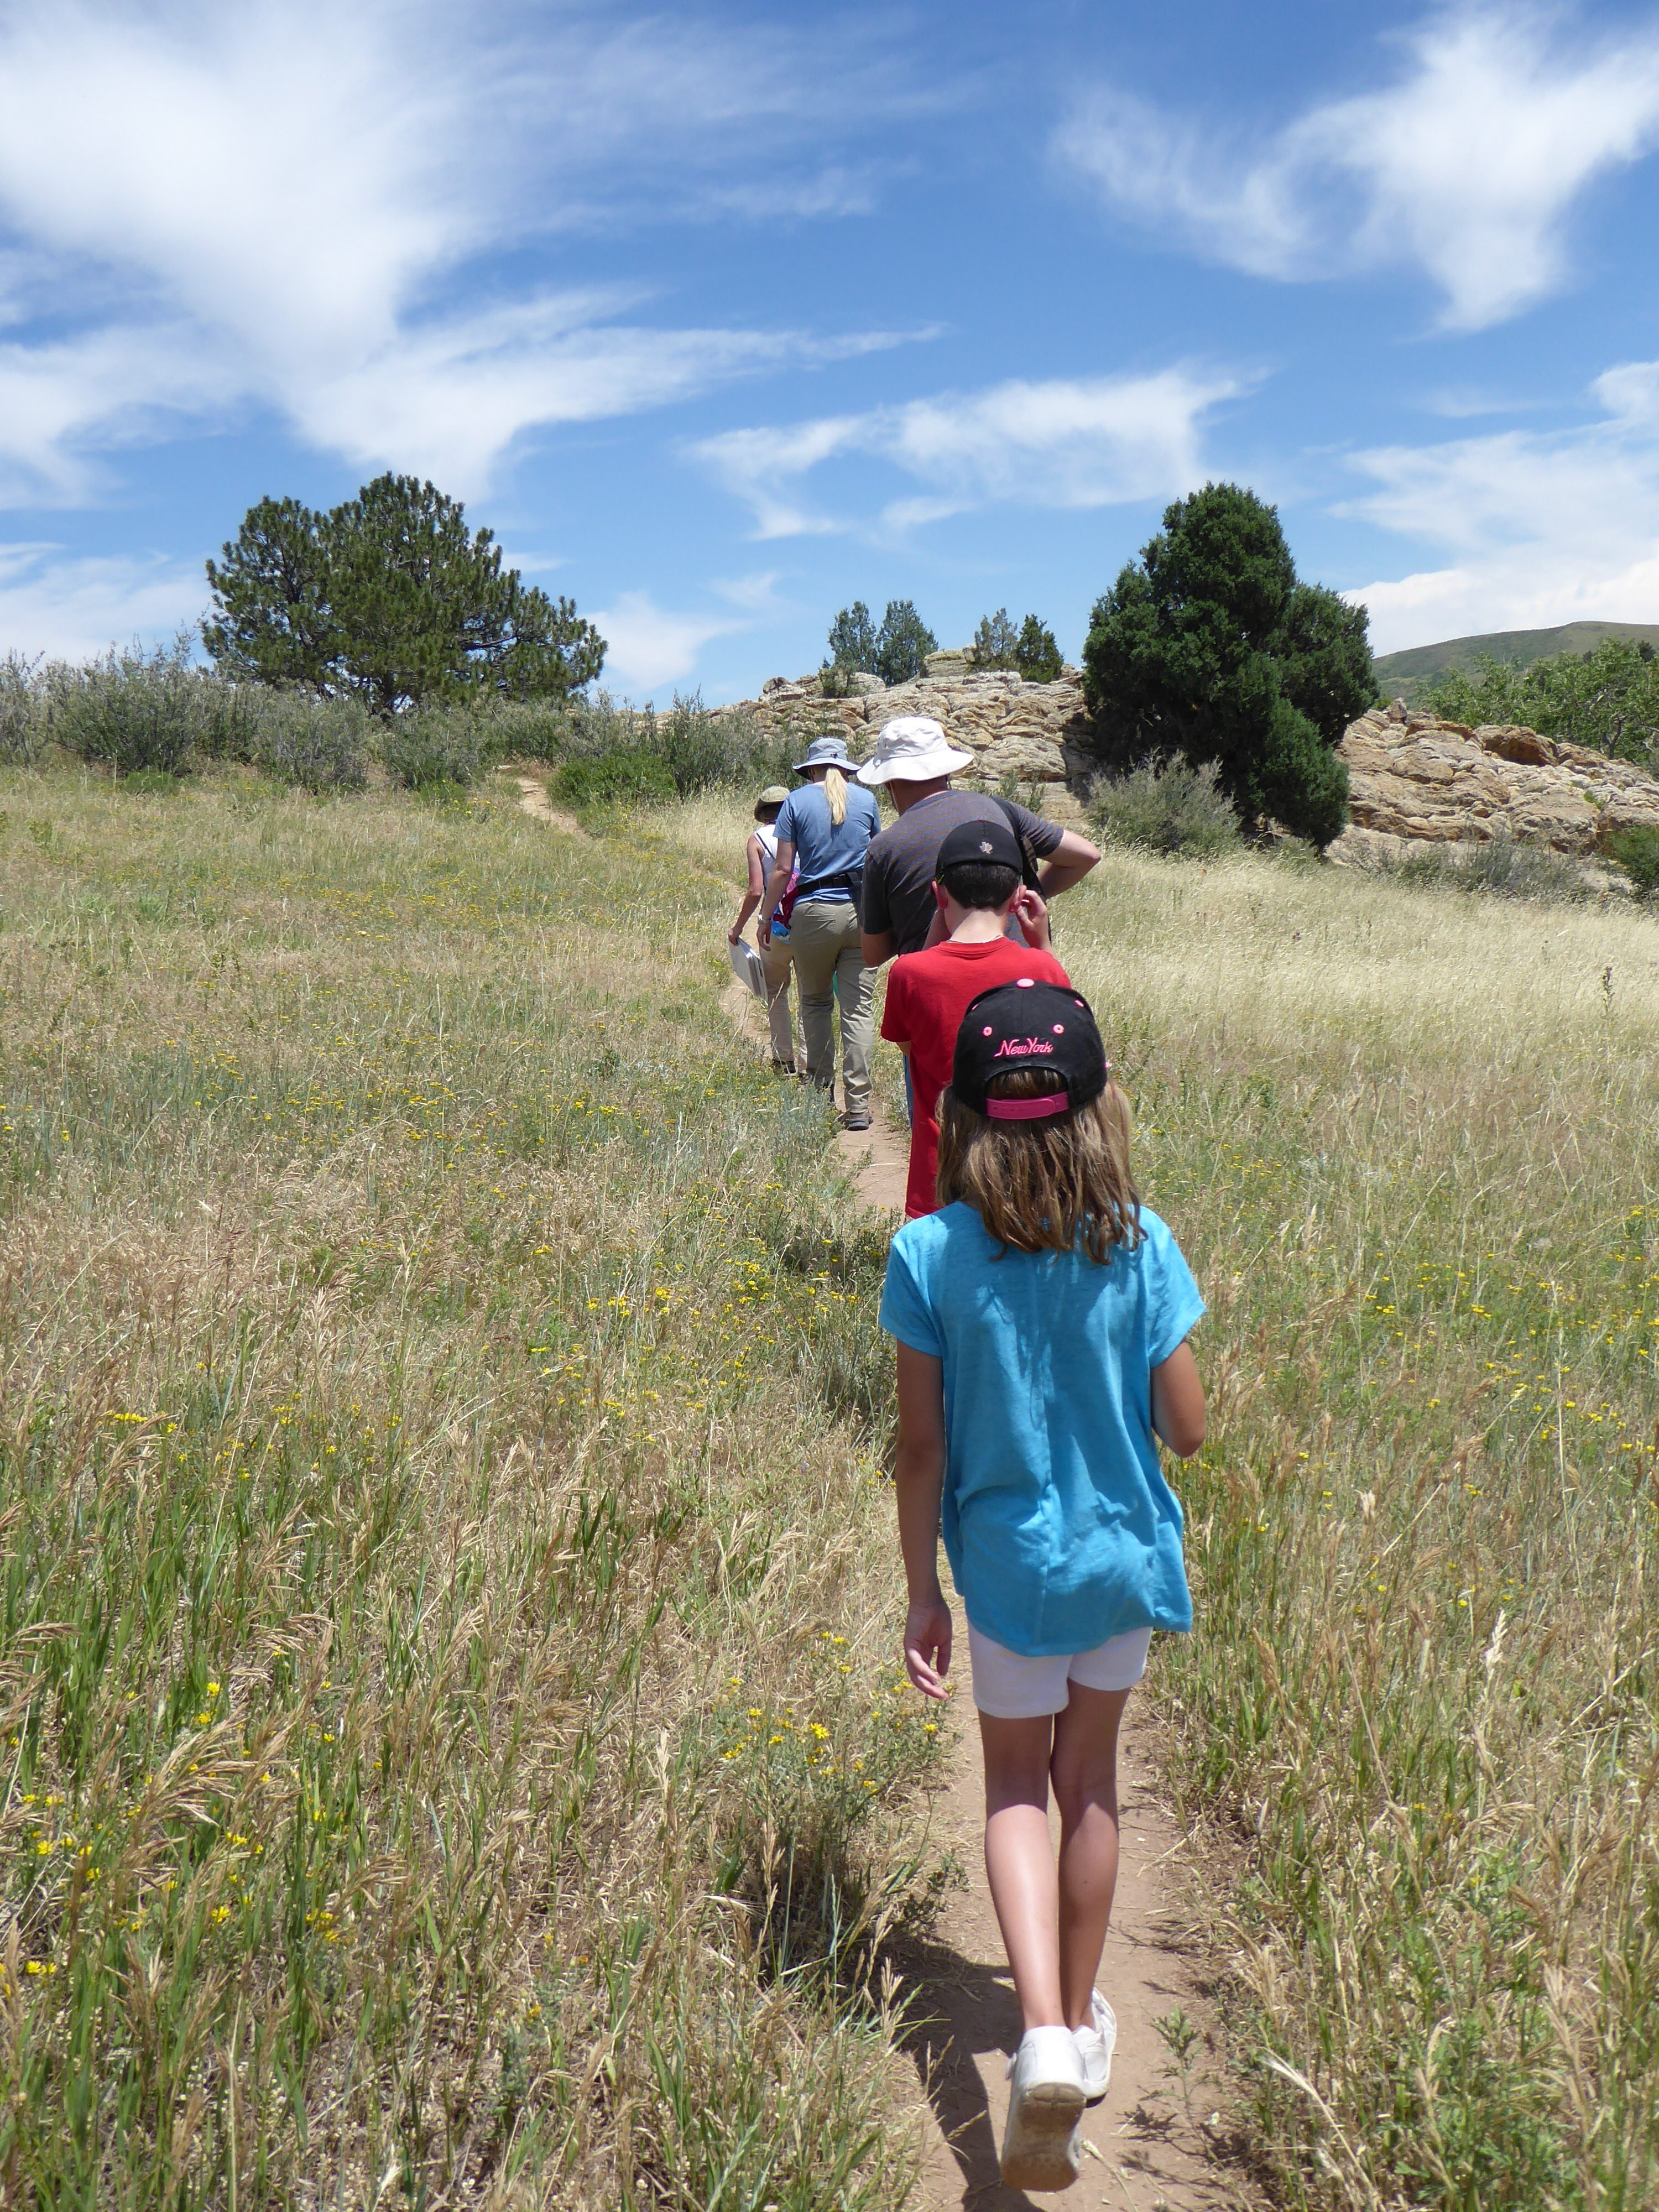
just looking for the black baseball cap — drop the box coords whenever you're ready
[934,814,1023,879]
[952,979,1109,1123]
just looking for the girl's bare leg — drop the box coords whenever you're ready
[979,1712,1065,2030]
[980,1688,1133,2032]
[1050,1683,1131,2027]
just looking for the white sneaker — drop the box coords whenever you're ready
[1074,1989,1117,2104]
[1001,2026,1087,2190]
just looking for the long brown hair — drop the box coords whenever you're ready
[936,1068,1140,1261]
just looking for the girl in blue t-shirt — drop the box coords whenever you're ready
[879,978,1207,2193]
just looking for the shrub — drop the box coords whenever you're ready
[0,652,45,766]
[1089,756,1241,858]
[556,690,792,797]
[373,704,502,790]
[48,636,216,776]
[247,692,371,791]
[477,697,570,764]
[551,750,676,811]
[1388,833,1594,906]
[1604,825,1659,901]
[1082,482,1373,848]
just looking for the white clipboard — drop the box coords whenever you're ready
[727,937,766,1000]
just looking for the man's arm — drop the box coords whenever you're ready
[861,926,896,967]
[1034,826,1101,898]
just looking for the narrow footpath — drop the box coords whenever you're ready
[520,776,1250,2210]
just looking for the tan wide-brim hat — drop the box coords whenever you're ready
[754,785,790,818]
[855,715,974,785]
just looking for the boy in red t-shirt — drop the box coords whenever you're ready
[881,815,1071,1217]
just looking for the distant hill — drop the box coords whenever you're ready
[1375,621,1659,708]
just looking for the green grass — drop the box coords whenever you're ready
[12,765,1659,2209]
[0,768,936,2208]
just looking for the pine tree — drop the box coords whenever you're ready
[204,475,605,711]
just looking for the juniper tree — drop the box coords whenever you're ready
[1082,482,1372,848]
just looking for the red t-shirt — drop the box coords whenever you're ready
[881,936,1071,1218]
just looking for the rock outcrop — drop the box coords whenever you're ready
[720,651,1093,821]
[1331,700,1659,866]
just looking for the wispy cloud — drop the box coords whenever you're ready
[0,0,936,503]
[0,544,204,659]
[695,368,1240,536]
[1056,7,1659,330]
[1344,360,1659,649]
[589,589,746,696]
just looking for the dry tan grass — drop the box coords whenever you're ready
[696,787,1659,2203]
[0,770,937,2208]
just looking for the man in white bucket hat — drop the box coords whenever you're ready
[856,716,1099,969]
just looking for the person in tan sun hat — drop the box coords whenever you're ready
[728,784,799,1072]
[856,716,1101,967]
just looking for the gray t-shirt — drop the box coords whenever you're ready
[858,791,1064,955]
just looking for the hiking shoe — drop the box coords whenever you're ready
[1000,2026,1086,2191]
[1074,1989,1117,2104]
[841,1112,872,1131]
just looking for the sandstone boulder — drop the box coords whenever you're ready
[1328,703,1659,866]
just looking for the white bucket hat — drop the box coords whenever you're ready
[855,715,974,786]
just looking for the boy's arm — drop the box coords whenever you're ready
[1150,1340,1206,1458]
[894,1341,952,1699]
[1010,884,1050,951]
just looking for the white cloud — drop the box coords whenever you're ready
[1343,360,1659,649]
[0,544,204,660]
[589,591,744,696]
[1057,8,1659,329]
[695,368,1240,536]
[0,0,933,502]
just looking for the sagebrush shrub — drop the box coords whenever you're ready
[0,652,45,766]
[1392,832,1594,905]
[373,705,502,789]
[1089,755,1240,857]
[247,692,370,791]
[49,637,217,776]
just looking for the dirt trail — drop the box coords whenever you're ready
[519,774,1245,2207]
[513,773,588,839]
[718,974,1241,2209]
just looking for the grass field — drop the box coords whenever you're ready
[6,767,1659,2209]
[0,769,941,2209]
[686,794,1659,2211]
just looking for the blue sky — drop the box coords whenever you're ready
[5,0,1659,697]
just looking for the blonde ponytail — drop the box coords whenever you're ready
[825,766,848,826]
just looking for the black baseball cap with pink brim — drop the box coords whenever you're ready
[951,979,1109,1122]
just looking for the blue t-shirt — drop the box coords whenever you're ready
[879,1202,1204,1656]
[774,780,879,903]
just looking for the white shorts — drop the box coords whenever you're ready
[967,1623,1153,1719]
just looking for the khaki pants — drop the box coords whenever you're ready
[786,899,873,1112]
[760,936,796,1067]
